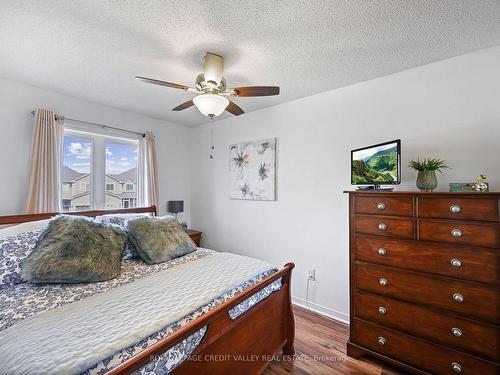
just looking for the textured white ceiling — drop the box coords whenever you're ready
[1,1,500,126]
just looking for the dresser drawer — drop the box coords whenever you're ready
[355,216,414,239]
[352,319,500,375]
[419,197,498,222]
[355,235,499,285]
[420,220,500,248]
[354,291,500,361]
[355,195,413,216]
[356,262,500,324]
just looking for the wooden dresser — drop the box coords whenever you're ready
[346,191,500,375]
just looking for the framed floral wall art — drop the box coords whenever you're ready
[229,138,276,200]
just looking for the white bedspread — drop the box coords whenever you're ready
[0,252,274,375]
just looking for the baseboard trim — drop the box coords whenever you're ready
[292,296,350,325]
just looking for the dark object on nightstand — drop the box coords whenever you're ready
[185,229,202,247]
[167,200,184,221]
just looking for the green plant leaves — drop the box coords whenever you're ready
[408,158,450,174]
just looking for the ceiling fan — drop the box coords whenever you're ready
[136,52,280,119]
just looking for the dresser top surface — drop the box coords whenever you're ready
[344,190,500,197]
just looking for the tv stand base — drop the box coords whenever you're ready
[355,184,395,191]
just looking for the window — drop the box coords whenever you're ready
[62,135,92,212]
[62,199,71,210]
[61,130,138,211]
[122,198,136,209]
[105,142,138,209]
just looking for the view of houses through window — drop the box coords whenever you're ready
[62,131,138,211]
[62,135,92,211]
[104,142,138,209]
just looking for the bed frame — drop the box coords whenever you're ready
[0,206,295,375]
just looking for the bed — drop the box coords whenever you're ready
[0,206,295,375]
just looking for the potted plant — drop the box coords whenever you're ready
[408,158,450,191]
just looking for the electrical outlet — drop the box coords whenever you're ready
[308,269,316,281]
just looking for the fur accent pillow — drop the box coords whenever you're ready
[95,215,147,260]
[127,217,196,264]
[95,214,175,260]
[21,216,127,284]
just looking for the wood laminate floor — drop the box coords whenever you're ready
[263,305,404,375]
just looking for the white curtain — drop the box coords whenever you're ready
[138,131,159,209]
[26,109,64,213]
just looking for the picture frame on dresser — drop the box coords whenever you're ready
[344,191,500,375]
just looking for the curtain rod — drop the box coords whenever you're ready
[30,111,145,138]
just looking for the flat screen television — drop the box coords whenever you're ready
[351,139,401,189]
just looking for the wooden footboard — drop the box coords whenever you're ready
[107,263,295,375]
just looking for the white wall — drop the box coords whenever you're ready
[190,46,500,322]
[0,78,192,223]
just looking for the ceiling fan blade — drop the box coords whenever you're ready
[172,100,194,111]
[233,86,280,97]
[226,100,245,116]
[136,76,190,90]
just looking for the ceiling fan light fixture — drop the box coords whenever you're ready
[137,52,280,118]
[193,94,229,118]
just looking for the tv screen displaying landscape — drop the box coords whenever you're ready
[352,141,399,184]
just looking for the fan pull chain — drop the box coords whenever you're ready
[209,119,215,159]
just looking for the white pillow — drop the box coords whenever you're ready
[94,213,172,223]
[0,219,51,238]
[157,215,175,221]
[95,213,151,221]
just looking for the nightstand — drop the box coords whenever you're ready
[185,229,202,247]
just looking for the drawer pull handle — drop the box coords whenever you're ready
[452,328,463,337]
[450,259,462,267]
[453,293,464,303]
[451,229,463,238]
[450,205,461,213]
[378,306,387,315]
[378,223,387,231]
[377,336,386,346]
[451,362,462,373]
[377,248,387,256]
[379,278,388,286]
[377,202,386,210]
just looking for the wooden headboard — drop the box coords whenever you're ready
[0,205,157,225]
